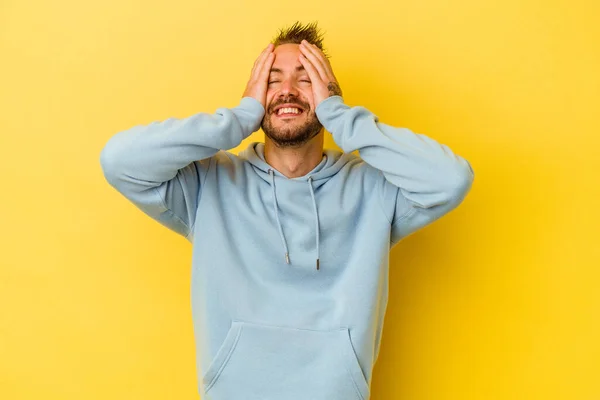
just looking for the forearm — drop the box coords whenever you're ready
[100,97,264,192]
[316,96,474,208]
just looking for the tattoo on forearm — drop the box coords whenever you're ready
[327,82,343,97]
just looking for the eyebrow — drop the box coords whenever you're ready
[270,66,306,74]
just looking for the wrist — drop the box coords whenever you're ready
[234,97,266,136]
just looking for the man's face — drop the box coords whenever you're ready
[261,43,323,148]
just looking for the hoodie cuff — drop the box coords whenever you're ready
[315,95,349,135]
[231,97,266,137]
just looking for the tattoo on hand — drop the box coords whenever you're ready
[327,82,343,97]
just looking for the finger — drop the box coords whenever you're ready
[258,52,275,84]
[253,52,274,84]
[252,45,266,69]
[306,46,339,93]
[304,41,337,81]
[299,41,329,81]
[301,40,332,72]
[298,53,322,85]
[252,43,274,76]
[252,43,273,74]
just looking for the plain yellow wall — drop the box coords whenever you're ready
[1,0,599,399]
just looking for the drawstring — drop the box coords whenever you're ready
[268,169,321,270]
[269,169,290,264]
[308,176,320,270]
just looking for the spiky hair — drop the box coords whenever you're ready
[272,21,329,58]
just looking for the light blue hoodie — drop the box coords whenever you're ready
[100,95,474,400]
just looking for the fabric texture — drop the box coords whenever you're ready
[100,95,474,399]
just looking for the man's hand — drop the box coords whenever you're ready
[298,39,343,107]
[243,43,275,109]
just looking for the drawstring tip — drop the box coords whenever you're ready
[285,253,290,264]
[316,259,320,270]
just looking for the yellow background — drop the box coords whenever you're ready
[1,0,598,399]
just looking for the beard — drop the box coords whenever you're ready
[261,97,323,148]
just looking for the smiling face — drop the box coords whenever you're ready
[261,43,323,148]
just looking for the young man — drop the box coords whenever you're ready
[100,22,474,400]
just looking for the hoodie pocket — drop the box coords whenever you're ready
[202,320,370,400]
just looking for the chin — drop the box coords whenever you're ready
[262,121,322,149]
[261,111,323,148]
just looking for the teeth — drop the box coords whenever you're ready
[277,107,300,115]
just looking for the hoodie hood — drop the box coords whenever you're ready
[239,142,352,188]
[238,142,355,271]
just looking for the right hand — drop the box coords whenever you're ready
[242,43,275,109]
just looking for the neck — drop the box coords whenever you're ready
[264,132,325,178]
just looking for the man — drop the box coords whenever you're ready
[100,21,474,400]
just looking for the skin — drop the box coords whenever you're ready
[242,40,343,178]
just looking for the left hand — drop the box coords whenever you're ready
[298,39,343,107]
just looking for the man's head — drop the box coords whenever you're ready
[261,22,328,148]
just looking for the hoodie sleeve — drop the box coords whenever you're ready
[99,97,265,241]
[315,95,474,245]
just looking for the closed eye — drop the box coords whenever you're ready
[268,80,310,84]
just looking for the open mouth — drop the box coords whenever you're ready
[274,105,304,118]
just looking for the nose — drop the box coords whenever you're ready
[279,78,299,97]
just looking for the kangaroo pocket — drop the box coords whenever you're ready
[201,320,370,400]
